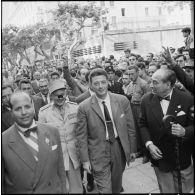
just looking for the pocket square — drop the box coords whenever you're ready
[52,145,58,150]
[177,110,186,116]
[120,114,125,118]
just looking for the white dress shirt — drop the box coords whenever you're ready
[95,93,118,140]
[16,120,39,160]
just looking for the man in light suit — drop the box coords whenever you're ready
[31,71,41,94]
[38,79,83,193]
[2,91,67,194]
[139,69,194,193]
[75,68,137,193]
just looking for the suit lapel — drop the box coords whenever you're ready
[166,89,180,117]
[109,93,119,124]
[150,94,164,126]
[91,95,105,123]
[33,124,50,187]
[8,125,37,171]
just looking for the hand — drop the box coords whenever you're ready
[130,153,136,162]
[83,161,92,174]
[171,123,185,137]
[161,46,176,67]
[148,144,163,160]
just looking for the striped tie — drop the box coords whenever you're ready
[23,127,39,161]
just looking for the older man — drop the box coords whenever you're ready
[139,69,194,193]
[2,91,67,193]
[38,79,83,193]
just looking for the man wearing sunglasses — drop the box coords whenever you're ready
[38,79,83,193]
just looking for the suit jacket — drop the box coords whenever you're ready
[139,88,194,171]
[108,81,124,95]
[2,123,67,194]
[2,107,15,133]
[32,95,45,121]
[31,80,40,94]
[35,92,51,106]
[76,92,137,172]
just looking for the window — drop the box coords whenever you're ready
[100,1,105,7]
[145,7,149,16]
[110,1,114,6]
[121,8,125,16]
[112,16,116,25]
[158,7,162,16]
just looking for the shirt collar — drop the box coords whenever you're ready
[16,120,37,133]
[95,93,110,104]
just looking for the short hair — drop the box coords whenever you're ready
[130,54,137,59]
[10,91,33,109]
[128,65,139,72]
[39,78,48,85]
[57,67,63,73]
[175,54,186,61]
[148,53,154,58]
[89,68,108,82]
[136,62,146,69]
[109,55,115,60]
[123,71,130,76]
[161,70,176,87]
[23,73,30,79]
[124,48,131,53]
[115,69,123,77]
[149,62,160,69]
[2,83,14,92]
[50,71,60,78]
[181,27,191,34]
[19,79,31,89]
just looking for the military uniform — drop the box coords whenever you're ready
[38,79,83,193]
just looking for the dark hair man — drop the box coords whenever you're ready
[181,27,194,49]
[175,55,186,68]
[76,68,136,193]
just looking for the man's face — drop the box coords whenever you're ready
[151,73,169,97]
[11,94,35,128]
[182,51,190,60]
[107,71,115,81]
[39,81,49,95]
[184,68,194,80]
[128,69,139,82]
[34,72,41,80]
[91,75,108,99]
[122,74,131,86]
[138,68,145,78]
[2,87,13,107]
[129,56,137,66]
[148,66,157,77]
[51,75,60,81]
[52,89,66,107]
[183,32,188,38]
[146,54,153,62]
[20,83,32,95]
[176,56,185,67]
[122,61,128,69]
[80,69,88,81]
[124,51,130,58]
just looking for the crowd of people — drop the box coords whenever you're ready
[2,27,194,193]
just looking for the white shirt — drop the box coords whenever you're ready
[95,93,118,140]
[146,90,173,148]
[16,120,39,160]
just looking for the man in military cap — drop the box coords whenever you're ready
[105,65,124,95]
[38,79,83,193]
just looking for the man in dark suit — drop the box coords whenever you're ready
[2,84,15,133]
[31,71,41,94]
[36,78,51,106]
[19,79,45,120]
[2,91,67,194]
[139,69,194,193]
[105,65,124,95]
[75,68,136,193]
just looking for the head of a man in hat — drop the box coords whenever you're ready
[105,65,115,82]
[49,79,67,107]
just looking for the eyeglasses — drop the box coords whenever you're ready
[129,59,136,61]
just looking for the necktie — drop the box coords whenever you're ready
[102,101,115,143]
[158,95,170,101]
[44,95,48,104]
[20,127,39,161]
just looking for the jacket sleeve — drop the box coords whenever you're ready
[123,96,137,153]
[75,104,89,163]
[173,65,194,94]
